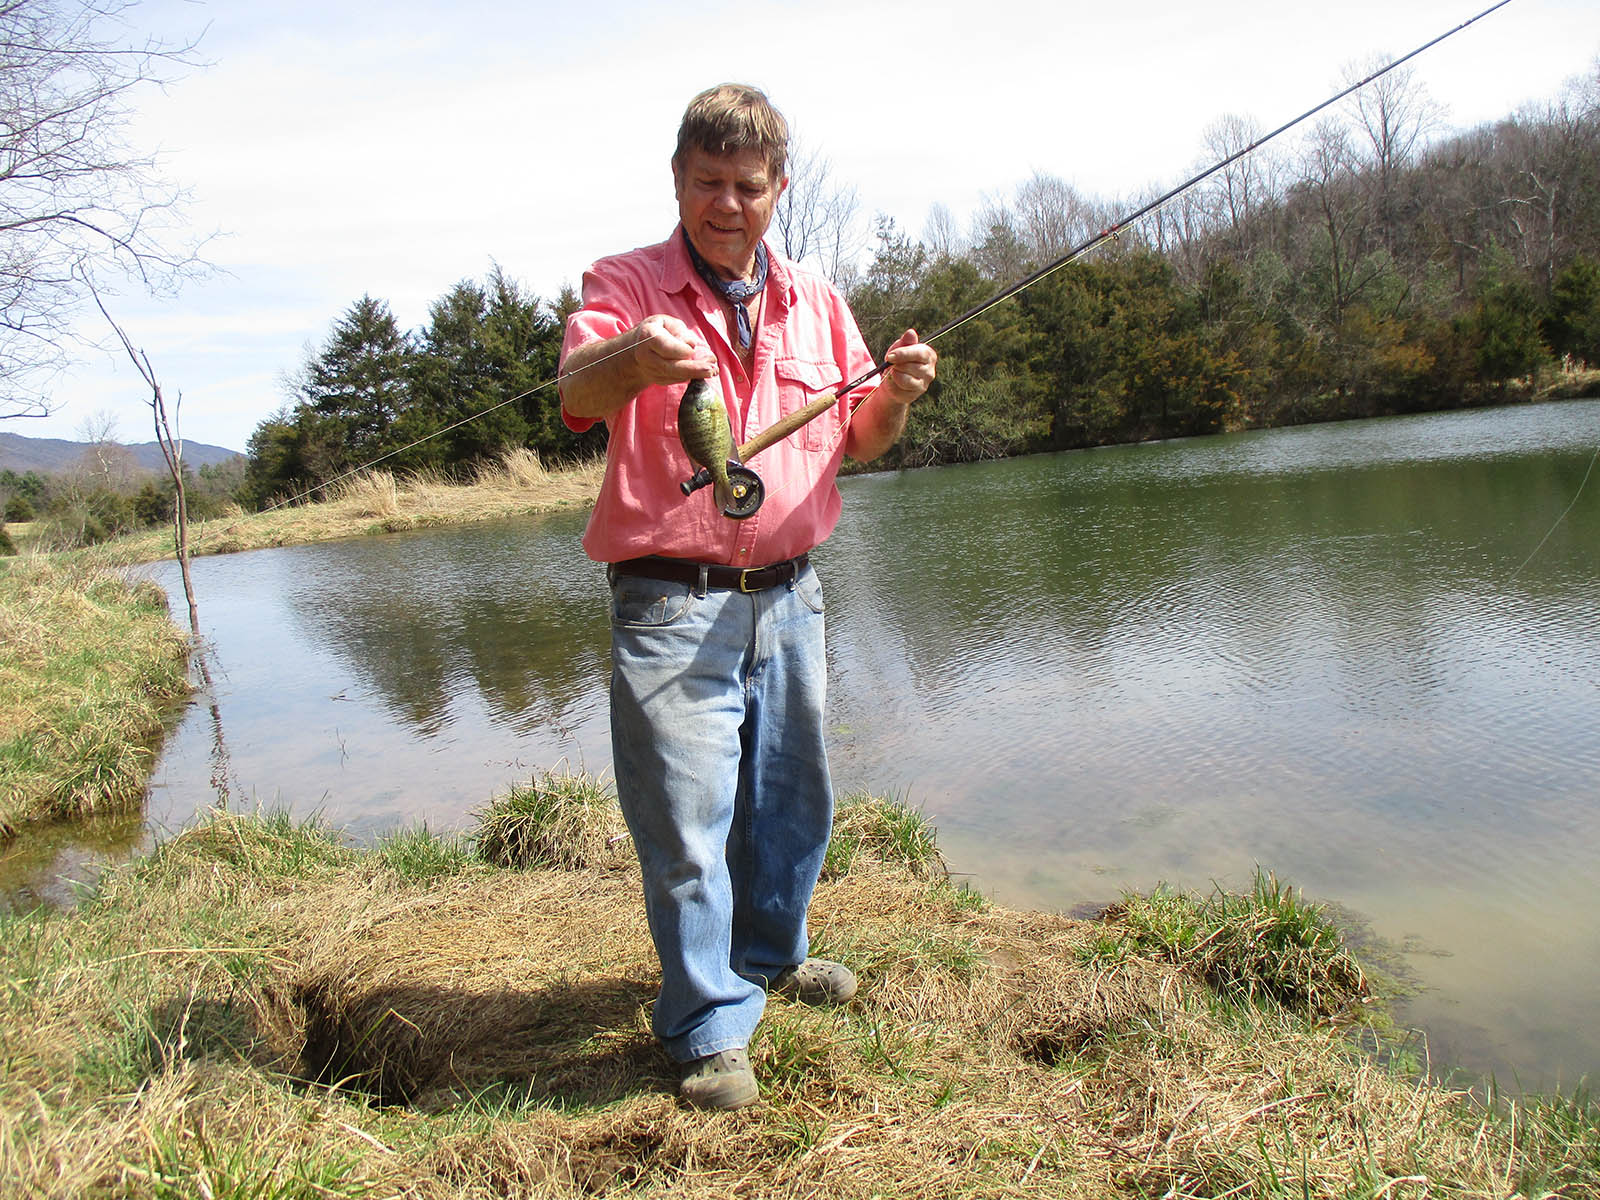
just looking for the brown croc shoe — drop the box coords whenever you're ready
[771,958,857,1005]
[679,1048,758,1110]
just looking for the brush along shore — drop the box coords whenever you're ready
[2,779,1595,1199]
[68,448,607,568]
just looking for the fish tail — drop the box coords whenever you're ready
[713,479,735,513]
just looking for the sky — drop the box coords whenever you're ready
[18,0,1600,454]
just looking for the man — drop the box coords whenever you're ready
[559,83,935,1110]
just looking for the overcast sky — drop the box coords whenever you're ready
[20,0,1600,454]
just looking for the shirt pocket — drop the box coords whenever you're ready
[773,356,847,453]
[655,382,688,441]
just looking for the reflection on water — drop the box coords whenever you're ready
[9,399,1597,1091]
[135,507,613,839]
[819,401,1600,1090]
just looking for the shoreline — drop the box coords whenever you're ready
[3,788,1593,1197]
[3,421,1598,1193]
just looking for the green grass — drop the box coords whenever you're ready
[137,1124,376,1200]
[471,768,625,870]
[822,790,944,881]
[125,808,356,885]
[0,559,190,836]
[374,823,474,881]
[1082,868,1368,1018]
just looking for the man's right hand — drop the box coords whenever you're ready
[629,315,719,386]
[561,314,717,421]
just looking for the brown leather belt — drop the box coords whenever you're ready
[609,554,808,594]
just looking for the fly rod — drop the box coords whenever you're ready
[679,0,1516,508]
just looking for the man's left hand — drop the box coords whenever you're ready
[881,329,937,403]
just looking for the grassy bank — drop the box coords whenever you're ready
[70,449,606,567]
[1,782,1595,1199]
[1,450,602,835]
[0,559,191,841]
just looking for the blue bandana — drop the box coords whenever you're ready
[682,227,768,351]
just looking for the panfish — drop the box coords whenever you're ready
[677,377,736,512]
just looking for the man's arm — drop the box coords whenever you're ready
[844,330,938,463]
[561,314,719,422]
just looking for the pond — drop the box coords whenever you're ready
[14,398,1600,1091]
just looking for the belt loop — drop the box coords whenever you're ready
[695,564,708,598]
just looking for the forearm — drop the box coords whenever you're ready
[559,330,649,423]
[842,329,936,463]
[844,377,918,463]
[560,313,716,423]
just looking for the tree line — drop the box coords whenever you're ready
[239,267,600,507]
[239,60,1599,503]
[847,61,1600,469]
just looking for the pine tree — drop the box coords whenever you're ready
[300,296,414,462]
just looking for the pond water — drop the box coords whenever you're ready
[11,399,1600,1091]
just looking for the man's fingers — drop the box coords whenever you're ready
[634,315,717,381]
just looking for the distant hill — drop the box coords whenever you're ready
[0,431,244,477]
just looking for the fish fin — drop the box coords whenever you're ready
[713,480,735,513]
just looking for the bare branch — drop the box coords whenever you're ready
[0,0,207,420]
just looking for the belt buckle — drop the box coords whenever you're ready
[738,567,759,593]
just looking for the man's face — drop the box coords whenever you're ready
[674,146,787,281]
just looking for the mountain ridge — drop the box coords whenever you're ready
[0,431,244,477]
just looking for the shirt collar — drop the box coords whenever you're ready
[662,224,792,307]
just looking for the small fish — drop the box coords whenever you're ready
[677,377,737,512]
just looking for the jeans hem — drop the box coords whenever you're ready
[669,1033,750,1064]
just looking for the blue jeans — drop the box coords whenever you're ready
[609,562,833,1062]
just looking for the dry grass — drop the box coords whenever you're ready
[63,448,608,568]
[0,558,191,838]
[1,788,1594,1199]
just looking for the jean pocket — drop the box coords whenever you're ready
[611,578,694,627]
[794,567,824,615]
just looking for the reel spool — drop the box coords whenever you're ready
[680,461,765,519]
[720,464,764,519]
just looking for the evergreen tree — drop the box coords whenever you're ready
[1545,256,1600,366]
[299,296,414,462]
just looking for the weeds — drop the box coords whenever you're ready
[471,768,627,870]
[1086,868,1368,1018]
[822,790,944,881]
[0,803,1595,1197]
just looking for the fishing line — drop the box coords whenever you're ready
[1507,439,1599,582]
[678,0,1519,493]
[260,335,644,511]
[272,0,1514,511]
[830,0,1518,403]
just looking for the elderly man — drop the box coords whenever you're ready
[559,83,935,1110]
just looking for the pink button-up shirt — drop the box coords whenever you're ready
[560,228,878,567]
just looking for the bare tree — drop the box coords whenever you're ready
[1197,114,1281,246]
[1013,170,1093,264]
[921,201,963,260]
[0,0,205,420]
[773,135,865,288]
[74,406,133,487]
[1343,58,1442,254]
[968,197,1028,282]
